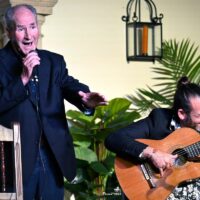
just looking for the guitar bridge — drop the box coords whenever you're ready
[140,163,156,188]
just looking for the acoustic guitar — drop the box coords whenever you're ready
[115,128,200,200]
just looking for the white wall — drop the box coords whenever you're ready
[42,0,200,109]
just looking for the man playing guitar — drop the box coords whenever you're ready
[105,76,200,200]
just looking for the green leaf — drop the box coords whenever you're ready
[103,154,115,172]
[67,109,94,124]
[74,147,97,163]
[90,161,109,175]
[74,140,91,148]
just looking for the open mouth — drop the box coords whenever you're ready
[23,41,33,46]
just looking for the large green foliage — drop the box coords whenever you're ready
[127,39,200,113]
[64,98,140,199]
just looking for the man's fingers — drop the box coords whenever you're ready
[159,168,164,177]
[78,91,85,97]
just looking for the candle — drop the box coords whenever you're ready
[142,25,148,55]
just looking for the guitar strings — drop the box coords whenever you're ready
[171,142,200,157]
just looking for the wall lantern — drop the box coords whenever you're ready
[122,0,164,62]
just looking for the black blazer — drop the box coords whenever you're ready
[105,108,174,158]
[0,42,91,184]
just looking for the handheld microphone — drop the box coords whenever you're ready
[27,51,40,107]
[31,66,39,83]
[28,50,39,83]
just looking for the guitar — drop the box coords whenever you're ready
[115,128,200,200]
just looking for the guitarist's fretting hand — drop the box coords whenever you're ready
[141,146,178,177]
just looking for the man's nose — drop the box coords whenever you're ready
[24,28,31,39]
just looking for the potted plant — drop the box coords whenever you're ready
[64,98,140,199]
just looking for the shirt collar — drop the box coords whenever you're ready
[170,116,181,131]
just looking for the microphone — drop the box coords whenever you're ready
[28,52,40,106]
[31,65,39,83]
[28,50,39,83]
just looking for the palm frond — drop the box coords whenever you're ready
[127,39,200,114]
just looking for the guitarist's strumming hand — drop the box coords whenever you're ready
[141,146,178,177]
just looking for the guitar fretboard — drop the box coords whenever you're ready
[184,141,200,158]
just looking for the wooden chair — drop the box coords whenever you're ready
[0,123,23,200]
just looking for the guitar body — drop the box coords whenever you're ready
[115,128,200,200]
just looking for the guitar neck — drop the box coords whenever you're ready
[184,141,200,158]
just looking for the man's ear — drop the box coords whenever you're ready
[177,108,187,121]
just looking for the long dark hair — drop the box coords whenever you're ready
[172,76,200,121]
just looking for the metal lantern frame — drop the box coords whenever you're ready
[122,0,164,62]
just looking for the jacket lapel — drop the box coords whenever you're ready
[37,50,51,105]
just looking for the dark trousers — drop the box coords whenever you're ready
[23,146,64,200]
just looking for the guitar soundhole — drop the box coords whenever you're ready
[173,148,187,166]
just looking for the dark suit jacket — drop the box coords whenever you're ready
[0,42,91,184]
[105,108,175,158]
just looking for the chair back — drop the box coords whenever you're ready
[0,123,23,200]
